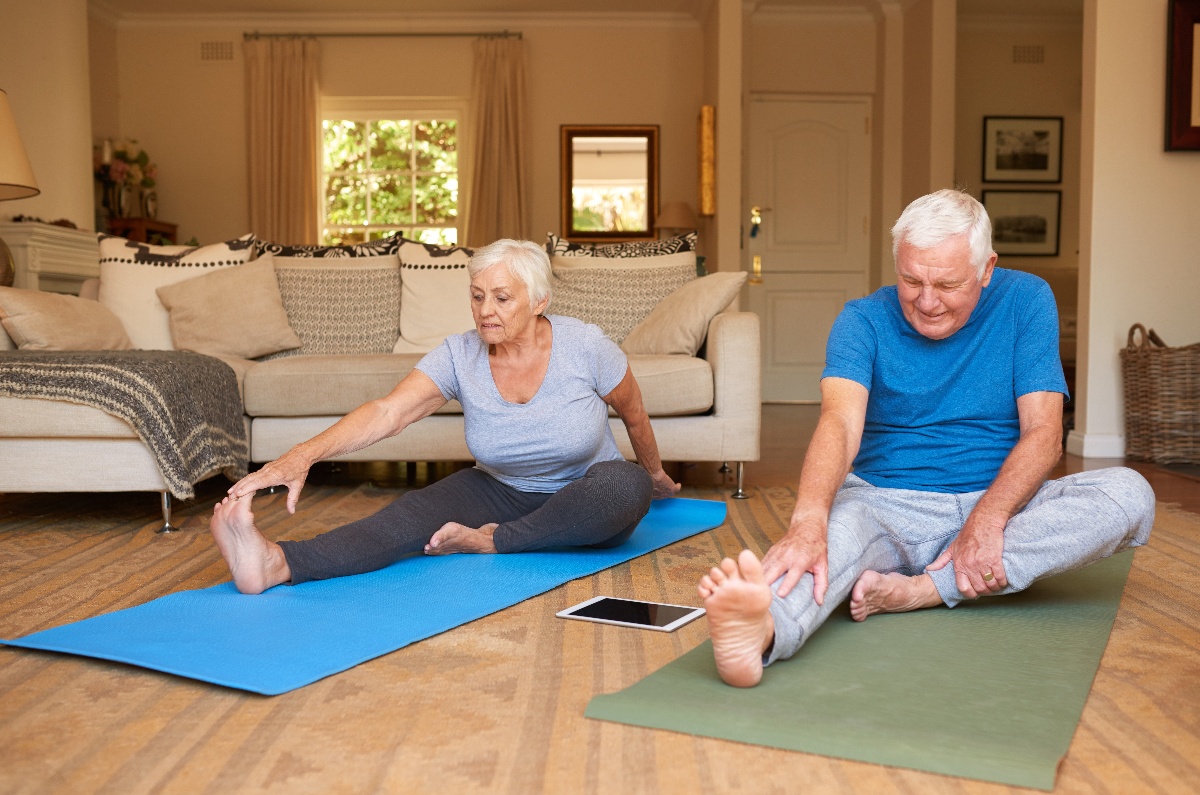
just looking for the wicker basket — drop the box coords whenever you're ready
[1120,323,1200,463]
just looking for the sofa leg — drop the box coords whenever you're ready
[718,461,731,474]
[157,491,180,534]
[730,462,750,500]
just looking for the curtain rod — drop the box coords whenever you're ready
[243,30,521,40]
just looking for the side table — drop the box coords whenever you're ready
[107,217,178,245]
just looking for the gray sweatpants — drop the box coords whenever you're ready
[766,467,1156,665]
[279,460,653,584]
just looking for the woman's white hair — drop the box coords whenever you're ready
[891,189,994,277]
[467,239,553,311]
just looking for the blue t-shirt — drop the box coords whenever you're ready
[415,314,628,493]
[822,268,1068,493]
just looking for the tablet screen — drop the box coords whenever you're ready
[566,597,697,628]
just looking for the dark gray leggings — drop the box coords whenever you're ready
[279,460,654,584]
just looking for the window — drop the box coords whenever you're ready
[321,109,460,246]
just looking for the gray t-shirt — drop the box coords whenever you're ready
[415,314,628,493]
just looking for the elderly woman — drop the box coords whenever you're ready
[210,238,680,594]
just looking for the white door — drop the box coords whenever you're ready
[746,95,872,402]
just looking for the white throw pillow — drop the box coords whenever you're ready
[621,271,747,356]
[0,286,134,351]
[97,233,256,350]
[393,239,476,354]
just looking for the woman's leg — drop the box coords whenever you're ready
[280,468,542,583]
[492,460,654,553]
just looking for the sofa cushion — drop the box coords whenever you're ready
[546,231,697,257]
[626,355,714,415]
[0,286,134,351]
[0,396,140,437]
[548,251,696,344]
[244,353,459,416]
[97,233,256,350]
[265,253,401,357]
[621,272,747,357]
[394,239,476,354]
[156,257,301,359]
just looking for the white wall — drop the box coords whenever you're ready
[956,17,1083,362]
[1070,0,1200,457]
[0,1,95,230]
[103,17,703,247]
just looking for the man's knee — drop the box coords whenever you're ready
[1100,467,1156,539]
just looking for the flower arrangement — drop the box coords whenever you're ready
[95,139,157,189]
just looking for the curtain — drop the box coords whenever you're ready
[243,37,320,245]
[466,37,528,246]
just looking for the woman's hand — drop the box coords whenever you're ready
[649,468,682,500]
[227,446,314,515]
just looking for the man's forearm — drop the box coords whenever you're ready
[789,415,856,533]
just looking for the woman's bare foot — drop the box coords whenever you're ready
[209,495,291,594]
[849,571,942,621]
[424,522,499,555]
[697,549,775,688]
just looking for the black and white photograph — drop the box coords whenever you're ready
[982,116,1063,183]
[982,190,1061,257]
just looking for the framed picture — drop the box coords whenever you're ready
[982,190,1061,257]
[981,116,1063,183]
[1167,0,1200,149]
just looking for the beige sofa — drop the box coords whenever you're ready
[0,261,760,531]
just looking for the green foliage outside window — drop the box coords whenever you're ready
[323,118,459,245]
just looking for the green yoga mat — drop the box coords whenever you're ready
[586,552,1133,791]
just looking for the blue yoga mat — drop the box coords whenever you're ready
[2,498,725,695]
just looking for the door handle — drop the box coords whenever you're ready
[749,205,771,238]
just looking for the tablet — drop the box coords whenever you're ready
[556,596,706,632]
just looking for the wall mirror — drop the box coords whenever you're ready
[560,125,659,241]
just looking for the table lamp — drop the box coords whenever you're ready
[654,201,699,238]
[0,89,41,288]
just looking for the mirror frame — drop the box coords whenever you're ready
[560,125,659,241]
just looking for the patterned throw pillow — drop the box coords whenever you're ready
[394,239,476,353]
[547,251,697,344]
[265,253,401,358]
[252,235,402,259]
[545,231,697,258]
[97,233,257,350]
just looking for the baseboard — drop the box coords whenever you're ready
[1066,430,1126,459]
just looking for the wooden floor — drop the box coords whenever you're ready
[1,405,1198,794]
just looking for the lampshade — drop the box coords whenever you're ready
[655,200,698,230]
[0,89,40,202]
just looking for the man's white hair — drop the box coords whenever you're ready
[891,189,994,277]
[468,239,553,310]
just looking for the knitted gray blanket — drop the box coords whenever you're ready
[0,350,248,499]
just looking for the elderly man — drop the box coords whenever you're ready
[699,189,1155,687]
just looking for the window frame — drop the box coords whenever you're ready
[319,96,469,245]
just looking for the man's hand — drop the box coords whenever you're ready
[227,447,314,515]
[760,522,829,602]
[649,468,682,500]
[926,512,1008,599]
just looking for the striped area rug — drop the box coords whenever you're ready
[1,483,1197,793]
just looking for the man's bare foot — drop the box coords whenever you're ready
[849,571,942,621]
[209,495,291,594]
[697,549,775,688]
[424,522,499,555]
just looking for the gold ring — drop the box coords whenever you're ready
[982,571,994,582]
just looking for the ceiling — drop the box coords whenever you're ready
[94,0,1081,21]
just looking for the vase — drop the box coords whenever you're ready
[115,184,132,218]
[141,190,158,219]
